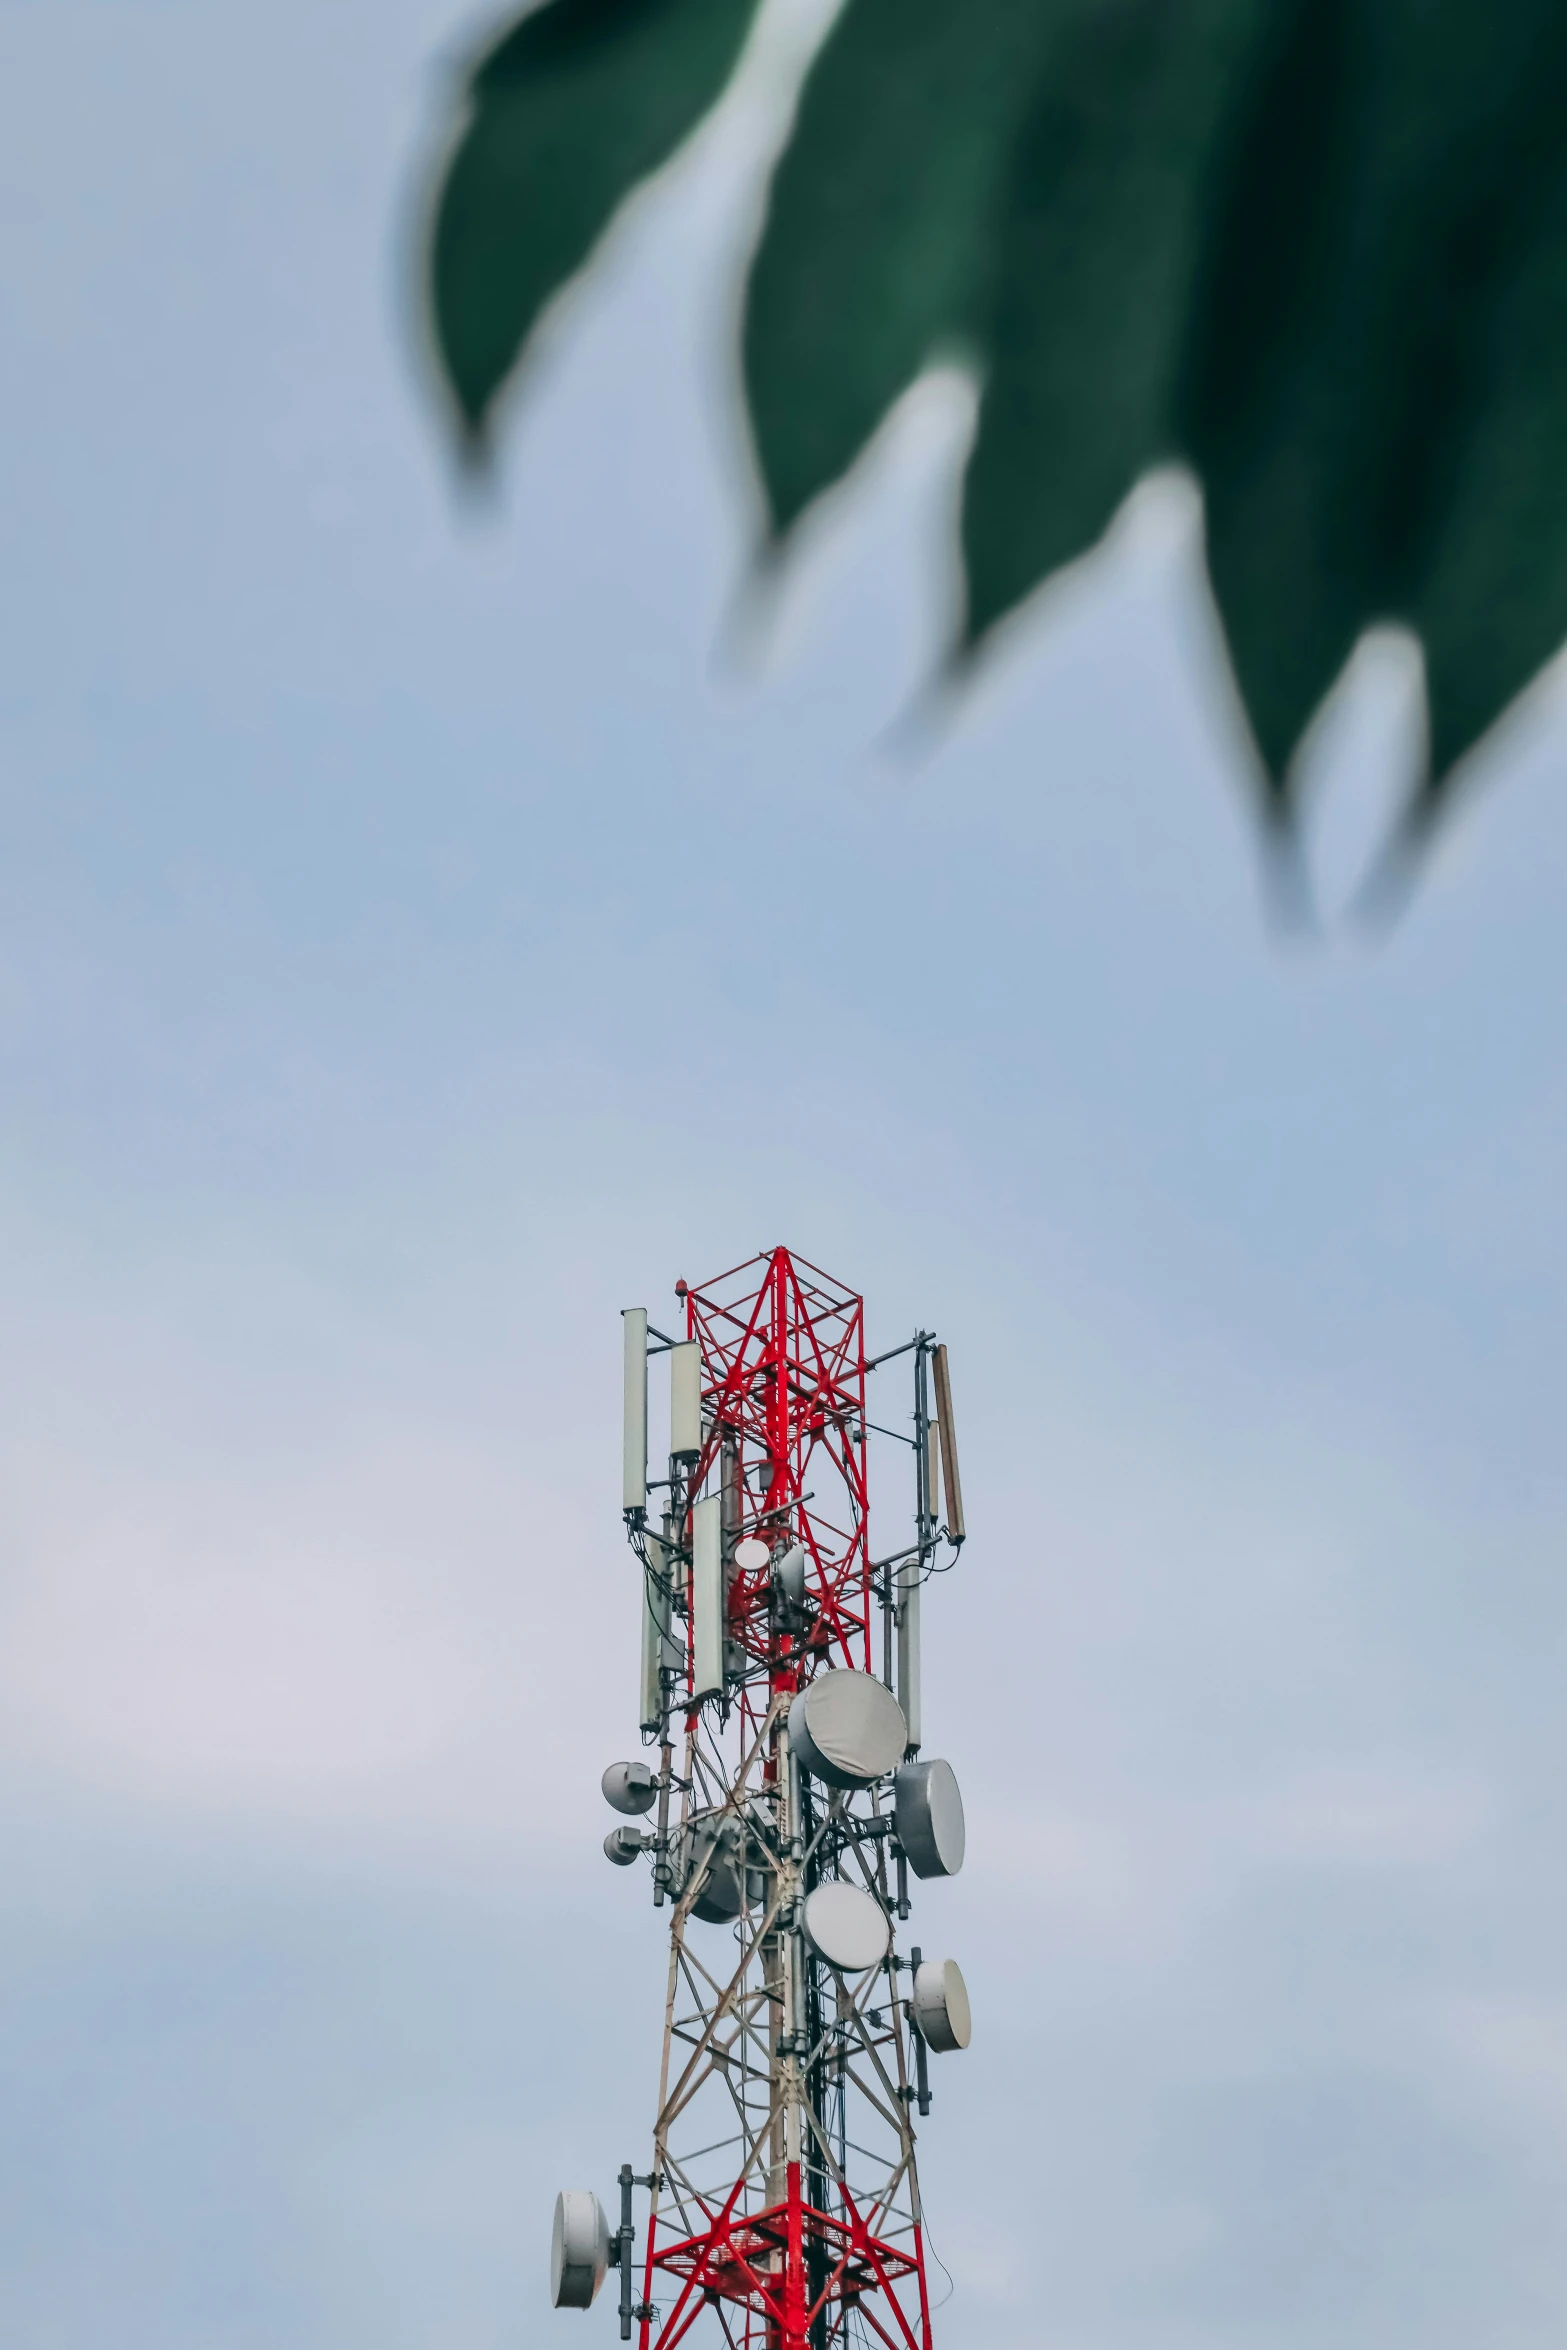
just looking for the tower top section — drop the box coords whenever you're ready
[676,1245,871,1687]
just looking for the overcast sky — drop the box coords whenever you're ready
[3,4,1567,2347]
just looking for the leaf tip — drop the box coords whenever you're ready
[875,673,957,770]
[946,597,998,691]
[1346,780,1443,936]
[446,410,499,497]
[1253,776,1320,938]
[714,535,790,679]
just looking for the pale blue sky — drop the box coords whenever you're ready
[3,4,1567,2346]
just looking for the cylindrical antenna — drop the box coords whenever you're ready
[670,1340,702,1464]
[692,1492,724,1699]
[622,1310,648,1516]
[931,1344,964,1541]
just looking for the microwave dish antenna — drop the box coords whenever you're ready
[802,1879,893,1972]
[788,1668,908,1790]
[894,1758,966,1879]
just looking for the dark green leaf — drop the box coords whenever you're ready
[1407,133,1567,810]
[431,0,760,441]
[743,0,1049,545]
[961,0,1266,649]
[1181,0,1567,803]
[1176,0,1366,797]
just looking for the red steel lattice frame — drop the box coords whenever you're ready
[680,1246,871,1693]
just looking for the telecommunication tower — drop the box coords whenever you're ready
[551,1246,970,2350]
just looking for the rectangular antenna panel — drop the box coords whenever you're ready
[692,1494,723,1699]
[898,1553,921,1751]
[932,1344,964,1539]
[640,1526,676,1733]
[622,1309,648,1514]
[670,1340,702,1462]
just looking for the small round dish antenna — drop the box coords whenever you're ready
[773,1543,807,1608]
[911,1958,971,2053]
[789,1670,907,1788]
[803,1880,892,1972]
[733,1536,771,1574]
[602,1760,658,1816]
[674,1815,747,1922]
[550,2189,609,2308]
[894,1759,965,1878]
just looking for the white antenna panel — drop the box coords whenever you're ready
[639,1530,677,1733]
[670,1340,702,1462]
[896,1554,921,1753]
[621,1310,647,1514]
[691,1493,723,1699]
[932,1346,964,1540]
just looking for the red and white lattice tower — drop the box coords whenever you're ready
[551,1247,969,2350]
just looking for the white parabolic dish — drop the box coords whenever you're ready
[911,1958,972,2053]
[803,1880,892,1972]
[789,1670,908,1789]
[893,1758,965,1878]
[550,2190,608,2309]
[602,1759,658,1817]
[733,1536,772,1573]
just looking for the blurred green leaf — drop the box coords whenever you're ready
[1181,0,1567,821]
[431,0,760,441]
[1412,162,1567,816]
[961,0,1264,650]
[426,0,1567,841]
[742,0,1047,545]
